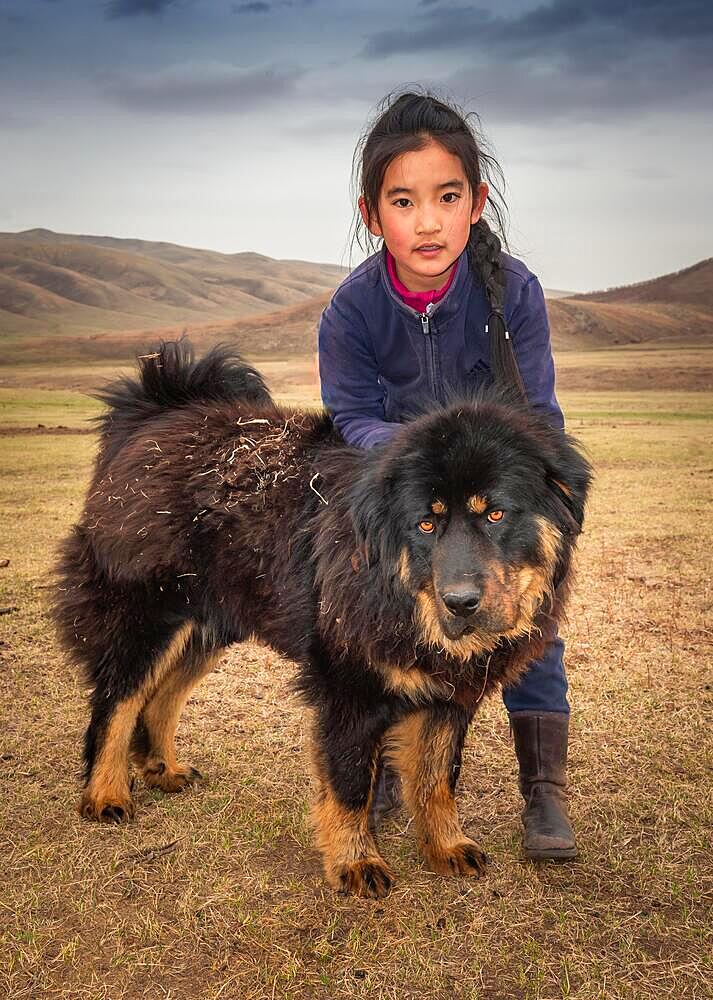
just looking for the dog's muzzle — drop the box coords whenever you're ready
[438,585,483,639]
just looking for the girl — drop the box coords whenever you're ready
[318,91,577,861]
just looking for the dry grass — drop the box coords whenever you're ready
[0,357,711,999]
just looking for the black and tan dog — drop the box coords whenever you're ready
[53,341,591,898]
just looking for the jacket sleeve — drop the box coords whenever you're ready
[506,274,565,432]
[318,291,402,449]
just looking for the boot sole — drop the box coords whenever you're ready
[524,846,578,862]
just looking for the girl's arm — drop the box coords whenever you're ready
[506,273,565,432]
[318,294,401,449]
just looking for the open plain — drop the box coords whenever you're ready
[1,344,711,999]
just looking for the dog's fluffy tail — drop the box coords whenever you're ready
[93,338,272,445]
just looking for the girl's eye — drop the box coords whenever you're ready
[418,520,435,534]
[487,510,505,523]
[393,198,411,209]
[442,192,460,203]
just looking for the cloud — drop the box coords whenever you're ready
[364,5,491,59]
[507,0,713,43]
[365,1,713,58]
[231,0,315,10]
[361,1,713,119]
[102,63,304,113]
[232,1,271,11]
[105,0,180,18]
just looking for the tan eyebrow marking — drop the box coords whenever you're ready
[431,499,446,514]
[467,495,488,514]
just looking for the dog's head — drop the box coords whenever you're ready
[349,398,592,660]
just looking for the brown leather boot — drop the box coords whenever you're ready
[509,711,578,861]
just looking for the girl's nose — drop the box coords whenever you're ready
[416,213,442,235]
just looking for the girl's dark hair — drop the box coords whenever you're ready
[352,89,525,397]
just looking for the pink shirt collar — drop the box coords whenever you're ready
[386,249,457,313]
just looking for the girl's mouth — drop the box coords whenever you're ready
[415,244,443,255]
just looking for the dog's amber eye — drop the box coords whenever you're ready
[487,510,505,523]
[418,520,435,534]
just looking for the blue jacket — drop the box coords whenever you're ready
[318,245,563,449]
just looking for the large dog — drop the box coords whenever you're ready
[54,341,591,898]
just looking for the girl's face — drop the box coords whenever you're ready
[360,139,488,292]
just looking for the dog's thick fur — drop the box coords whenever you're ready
[53,341,591,898]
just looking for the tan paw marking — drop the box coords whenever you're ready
[335,858,394,899]
[142,759,203,793]
[425,839,489,877]
[78,789,135,824]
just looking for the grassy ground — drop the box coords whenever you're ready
[0,358,711,999]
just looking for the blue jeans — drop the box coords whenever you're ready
[501,635,569,714]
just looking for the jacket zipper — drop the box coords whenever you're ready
[420,307,441,401]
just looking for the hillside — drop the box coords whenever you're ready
[572,257,713,309]
[0,229,347,337]
[4,294,334,366]
[546,257,713,351]
[547,297,713,351]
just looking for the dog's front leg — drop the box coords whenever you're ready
[385,703,488,878]
[309,696,394,899]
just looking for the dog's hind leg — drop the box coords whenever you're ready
[310,699,395,899]
[80,620,194,822]
[132,629,223,793]
[384,704,488,878]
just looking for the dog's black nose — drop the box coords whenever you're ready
[441,588,481,616]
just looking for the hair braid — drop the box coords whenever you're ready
[468,219,526,400]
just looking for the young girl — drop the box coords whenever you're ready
[318,91,577,861]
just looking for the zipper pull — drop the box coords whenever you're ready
[420,312,430,335]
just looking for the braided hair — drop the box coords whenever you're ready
[468,218,526,397]
[352,90,526,398]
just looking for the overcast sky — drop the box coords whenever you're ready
[1,0,711,291]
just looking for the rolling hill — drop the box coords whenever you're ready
[547,257,713,351]
[0,229,348,338]
[572,257,713,309]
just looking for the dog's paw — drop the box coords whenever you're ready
[334,858,394,899]
[78,788,135,824]
[424,839,489,878]
[142,759,203,793]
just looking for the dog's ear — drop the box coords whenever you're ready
[544,436,593,531]
[348,450,399,568]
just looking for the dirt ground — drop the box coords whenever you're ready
[0,352,711,999]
